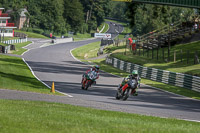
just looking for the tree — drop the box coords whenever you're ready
[80,0,111,32]
[64,0,84,34]
[127,3,195,36]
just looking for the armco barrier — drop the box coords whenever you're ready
[106,56,200,92]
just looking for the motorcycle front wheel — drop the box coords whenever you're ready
[115,91,121,100]
[122,89,130,101]
[85,80,92,90]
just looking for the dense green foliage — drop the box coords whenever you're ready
[0,0,111,35]
[127,3,196,35]
[107,1,128,21]
[107,1,196,36]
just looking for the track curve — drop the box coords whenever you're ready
[2,22,200,122]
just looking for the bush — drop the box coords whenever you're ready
[27,28,33,32]
[32,28,44,34]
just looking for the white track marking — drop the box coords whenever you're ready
[22,58,73,98]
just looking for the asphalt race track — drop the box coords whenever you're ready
[1,21,200,122]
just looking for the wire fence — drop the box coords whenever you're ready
[130,47,200,65]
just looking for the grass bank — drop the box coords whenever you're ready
[2,37,19,41]
[1,99,199,133]
[0,54,60,95]
[72,41,101,59]
[105,41,200,76]
[73,33,92,41]
[11,41,32,55]
[15,30,49,39]
[99,22,109,33]
[0,41,32,55]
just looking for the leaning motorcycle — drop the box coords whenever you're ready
[81,71,98,90]
[116,78,137,101]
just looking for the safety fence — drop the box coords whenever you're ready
[1,38,27,44]
[0,44,15,53]
[106,56,200,92]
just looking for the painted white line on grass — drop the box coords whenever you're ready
[22,58,73,98]
[180,119,200,123]
[21,49,30,56]
[115,29,119,33]
[157,116,200,123]
[70,47,96,67]
[22,41,34,49]
[99,24,105,33]
[105,23,110,33]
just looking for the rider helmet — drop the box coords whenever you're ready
[93,65,100,71]
[131,70,138,77]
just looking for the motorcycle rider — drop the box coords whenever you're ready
[82,65,100,86]
[119,70,141,96]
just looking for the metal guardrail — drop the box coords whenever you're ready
[106,56,200,92]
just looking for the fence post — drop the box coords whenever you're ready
[147,37,149,57]
[143,48,144,56]
[157,35,160,60]
[139,48,141,56]
[162,47,165,61]
[174,50,176,62]
[187,50,189,64]
[194,51,200,64]
[180,49,183,63]
[197,51,200,64]
[124,39,127,55]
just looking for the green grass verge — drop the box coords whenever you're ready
[10,41,32,55]
[1,99,199,133]
[104,41,200,76]
[0,43,8,46]
[0,54,60,95]
[73,33,93,41]
[2,37,19,41]
[0,41,31,55]
[15,30,49,39]
[72,41,101,59]
[98,22,109,33]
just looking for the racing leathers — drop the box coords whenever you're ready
[119,74,141,96]
[82,68,99,86]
